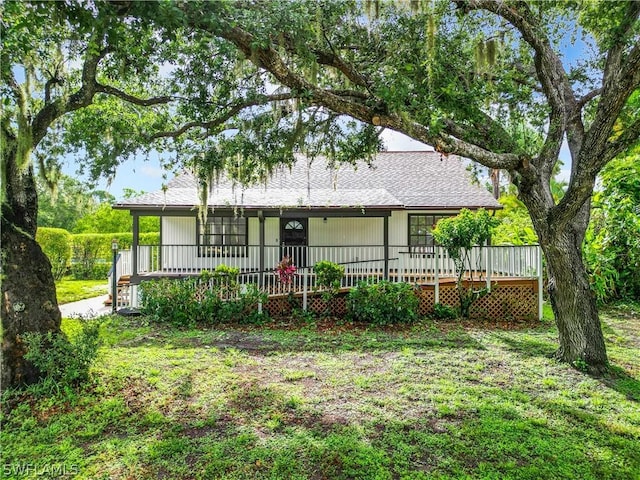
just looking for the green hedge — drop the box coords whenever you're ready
[139,268,268,327]
[37,229,160,280]
[36,227,72,280]
[71,232,159,279]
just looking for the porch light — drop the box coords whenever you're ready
[111,239,119,252]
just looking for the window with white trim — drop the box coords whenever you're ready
[408,214,446,254]
[198,217,247,256]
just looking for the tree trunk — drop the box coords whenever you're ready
[540,230,608,373]
[1,143,62,389]
[520,176,608,373]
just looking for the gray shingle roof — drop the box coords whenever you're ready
[116,151,500,210]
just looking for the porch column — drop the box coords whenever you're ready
[158,216,163,272]
[537,245,543,321]
[258,211,265,287]
[383,215,389,280]
[132,212,139,279]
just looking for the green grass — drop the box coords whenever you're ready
[55,278,108,304]
[2,304,639,479]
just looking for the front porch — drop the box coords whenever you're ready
[110,244,543,319]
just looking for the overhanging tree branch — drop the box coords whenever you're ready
[148,92,298,140]
[459,0,576,119]
[94,83,174,106]
[213,23,523,171]
[31,46,109,146]
[601,116,640,164]
[581,3,640,162]
[552,114,640,231]
[576,88,602,109]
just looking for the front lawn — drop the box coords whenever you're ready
[2,305,639,479]
[55,278,108,304]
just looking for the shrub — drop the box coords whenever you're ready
[432,303,458,320]
[139,277,200,327]
[201,264,240,299]
[433,208,500,318]
[584,155,640,303]
[314,260,345,292]
[314,260,345,316]
[36,227,71,280]
[139,276,269,327]
[71,234,107,279]
[22,321,101,393]
[71,262,111,280]
[220,284,269,324]
[347,280,419,325]
[275,256,297,284]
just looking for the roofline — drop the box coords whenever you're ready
[113,204,502,214]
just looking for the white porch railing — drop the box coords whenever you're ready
[121,244,541,282]
[133,244,392,275]
[112,244,542,318]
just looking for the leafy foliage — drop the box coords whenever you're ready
[200,264,241,299]
[275,257,297,284]
[138,274,268,327]
[314,260,345,292]
[584,154,640,303]
[70,232,159,280]
[313,260,345,316]
[36,175,104,232]
[22,321,101,393]
[433,209,500,317]
[492,194,538,246]
[74,203,159,234]
[347,281,419,325]
[35,227,71,280]
[433,302,459,320]
[37,173,159,233]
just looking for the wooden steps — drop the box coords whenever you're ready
[104,275,132,306]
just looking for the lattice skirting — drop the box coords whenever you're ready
[416,280,538,320]
[264,279,538,321]
[264,294,348,317]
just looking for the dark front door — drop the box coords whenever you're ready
[280,218,308,268]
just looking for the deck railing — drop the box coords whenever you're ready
[112,243,542,317]
[123,244,541,282]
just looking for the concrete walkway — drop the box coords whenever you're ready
[59,295,112,319]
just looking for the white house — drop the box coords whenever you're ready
[114,151,503,278]
[112,151,542,317]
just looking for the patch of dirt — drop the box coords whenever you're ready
[210,331,282,353]
[121,376,157,414]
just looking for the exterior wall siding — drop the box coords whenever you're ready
[162,217,195,245]
[308,217,383,246]
[157,210,460,273]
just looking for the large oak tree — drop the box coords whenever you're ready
[142,0,638,372]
